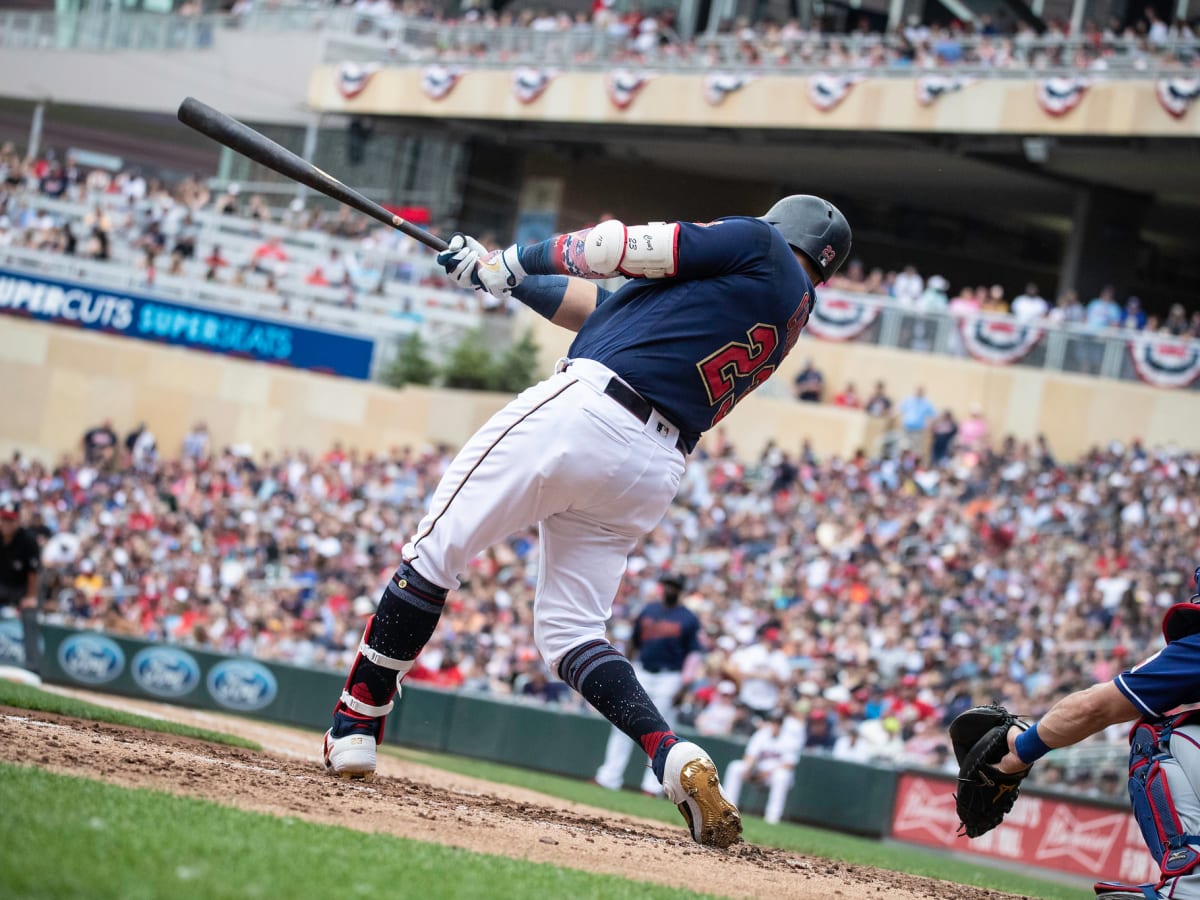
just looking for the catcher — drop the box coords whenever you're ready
[949,567,1200,900]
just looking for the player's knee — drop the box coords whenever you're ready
[536,620,606,675]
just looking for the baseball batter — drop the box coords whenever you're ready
[321,196,852,849]
[594,570,701,795]
[990,568,1200,899]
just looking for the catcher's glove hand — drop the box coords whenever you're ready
[948,704,1030,839]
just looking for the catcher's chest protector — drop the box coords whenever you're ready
[1128,712,1200,880]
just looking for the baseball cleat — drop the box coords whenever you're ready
[323,729,376,779]
[661,741,742,849]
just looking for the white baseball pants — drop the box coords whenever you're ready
[594,666,683,794]
[402,358,686,671]
[723,760,795,825]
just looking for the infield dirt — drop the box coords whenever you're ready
[1,691,1028,900]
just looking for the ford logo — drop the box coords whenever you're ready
[130,646,200,698]
[0,619,28,666]
[206,660,277,711]
[57,634,125,685]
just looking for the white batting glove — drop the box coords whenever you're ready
[474,244,526,298]
[436,232,487,290]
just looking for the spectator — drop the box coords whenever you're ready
[729,627,792,716]
[929,408,958,463]
[893,265,924,307]
[181,422,210,460]
[948,286,982,317]
[721,711,801,825]
[864,381,893,418]
[694,679,740,737]
[899,385,937,446]
[792,358,825,403]
[1122,296,1147,331]
[81,419,119,467]
[833,382,861,409]
[1086,285,1122,330]
[1048,289,1084,326]
[957,403,990,453]
[918,275,950,312]
[1011,283,1049,322]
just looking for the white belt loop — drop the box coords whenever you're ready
[554,356,571,374]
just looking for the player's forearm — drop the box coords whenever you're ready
[511,275,602,332]
[997,682,1138,773]
[519,220,678,280]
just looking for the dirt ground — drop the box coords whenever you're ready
[0,690,1031,900]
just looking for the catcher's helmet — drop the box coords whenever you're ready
[759,195,852,282]
[1162,566,1200,644]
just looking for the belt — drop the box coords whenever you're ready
[602,377,687,455]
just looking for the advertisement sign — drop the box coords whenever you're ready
[0,267,375,379]
[891,771,1155,884]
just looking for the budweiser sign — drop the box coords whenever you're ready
[891,772,1153,882]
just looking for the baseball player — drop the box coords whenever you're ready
[721,710,803,825]
[321,196,851,849]
[594,570,701,795]
[989,568,1200,900]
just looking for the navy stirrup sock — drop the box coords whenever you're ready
[558,640,679,778]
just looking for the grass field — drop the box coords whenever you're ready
[0,764,710,900]
[0,681,260,750]
[383,745,1085,900]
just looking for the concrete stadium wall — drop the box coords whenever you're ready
[1,315,1196,464]
[309,67,1200,138]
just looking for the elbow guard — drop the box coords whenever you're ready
[583,219,678,279]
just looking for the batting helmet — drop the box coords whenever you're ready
[759,195,852,282]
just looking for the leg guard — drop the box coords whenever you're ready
[1108,715,1200,899]
[334,614,415,742]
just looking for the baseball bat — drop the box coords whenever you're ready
[177,97,448,252]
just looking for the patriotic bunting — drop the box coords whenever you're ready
[1129,337,1200,388]
[512,67,557,105]
[420,65,465,101]
[803,297,880,342]
[807,74,862,112]
[1035,78,1089,116]
[1156,78,1200,119]
[607,70,653,110]
[915,74,970,107]
[959,317,1043,365]
[336,63,380,100]
[704,73,754,107]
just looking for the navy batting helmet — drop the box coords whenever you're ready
[760,195,852,282]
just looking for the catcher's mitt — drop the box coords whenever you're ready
[948,705,1030,839]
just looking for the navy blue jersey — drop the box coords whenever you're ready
[568,217,815,448]
[1114,633,1200,719]
[632,602,702,673]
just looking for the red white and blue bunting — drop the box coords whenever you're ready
[1035,78,1089,117]
[512,67,557,105]
[915,74,970,107]
[607,70,653,110]
[959,317,1043,364]
[704,73,755,107]
[807,74,862,112]
[1129,337,1200,388]
[336,63,380,100]
[1156,78,1200,119]
[420,65,465,101]
[804,296,880,342]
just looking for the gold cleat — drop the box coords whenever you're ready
[663,742,743,848]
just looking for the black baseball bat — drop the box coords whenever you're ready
[177,97,448,252]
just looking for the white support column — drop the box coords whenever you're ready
[298,116,320,201]
[1177,0,1190,22]
[887,0,905,32]
[27,102,45,161]
[1069,0,1088,36]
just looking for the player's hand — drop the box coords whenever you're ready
[436,232,487,290]
[474,244,526,297]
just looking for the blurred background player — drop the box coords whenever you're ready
[594,570,701,795]
[990,567,1200,900]
[0,500,42,673]
[721,710,803,825]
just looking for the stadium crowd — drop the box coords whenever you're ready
[3,407,1197,795]
[330,0,1200,72]
[4,143,1197,341]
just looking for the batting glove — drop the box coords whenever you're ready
[436,232,487,290]
[473,244,524,296]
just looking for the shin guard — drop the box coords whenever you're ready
[334,615,415,743]
[1128,717,1200,887]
